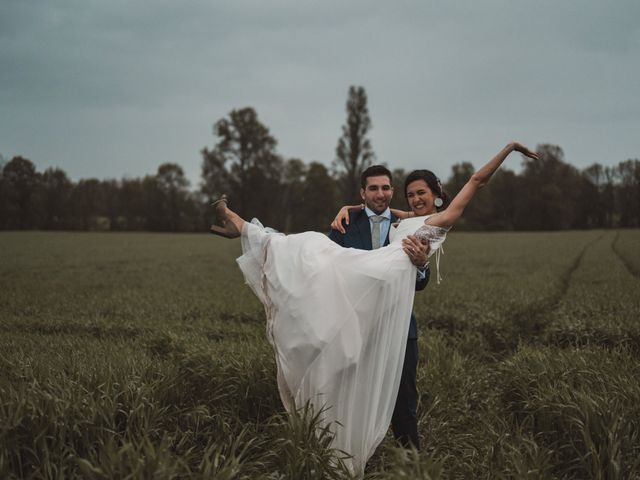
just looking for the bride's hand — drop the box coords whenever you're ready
[390,208,412,220]
[330,204,364,234]
[402,235,430,267]
[512,142,539,160]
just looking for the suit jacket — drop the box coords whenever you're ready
[328,209,429,339]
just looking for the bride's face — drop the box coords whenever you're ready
[406,180,437,216]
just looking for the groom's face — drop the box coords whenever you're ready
[361,175,393,214]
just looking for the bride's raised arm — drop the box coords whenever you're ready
[426,142,538,228]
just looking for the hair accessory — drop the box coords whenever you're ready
[434,197,444,208]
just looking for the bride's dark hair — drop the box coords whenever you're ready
[403,170,449,211]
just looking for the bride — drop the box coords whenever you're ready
[210,142,538,475]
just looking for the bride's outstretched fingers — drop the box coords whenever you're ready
[512,142,539,160]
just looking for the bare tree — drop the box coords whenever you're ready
[201,107,282,225]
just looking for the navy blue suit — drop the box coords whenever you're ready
[328,209,428,448]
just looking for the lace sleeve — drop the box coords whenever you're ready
[414,224,450,284]
[414,224,449,255]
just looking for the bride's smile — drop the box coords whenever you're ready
[406,179,437,216]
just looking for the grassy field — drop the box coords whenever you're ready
[1,230,639,479]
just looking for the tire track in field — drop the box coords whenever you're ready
[427,233,606,356]
[503,232,605,349]
[611,231,640,279]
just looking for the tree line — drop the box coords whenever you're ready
[1,87,639,232]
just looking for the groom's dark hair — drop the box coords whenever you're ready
[360,165,393,188]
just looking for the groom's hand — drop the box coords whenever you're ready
[402,235,430,268]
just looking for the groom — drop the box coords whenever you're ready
[329,165,430,449]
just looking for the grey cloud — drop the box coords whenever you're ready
[1,0,638,184]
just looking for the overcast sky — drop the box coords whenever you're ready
[1,0,638,188]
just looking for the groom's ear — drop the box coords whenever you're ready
[360,188,365,200]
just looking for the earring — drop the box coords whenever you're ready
[434,197,443,208]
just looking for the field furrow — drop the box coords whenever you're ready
[414,230,603,356]
[540,231,640,351]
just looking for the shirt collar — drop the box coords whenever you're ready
[364,206,391,220]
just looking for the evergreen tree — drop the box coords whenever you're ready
[333,86,375,203]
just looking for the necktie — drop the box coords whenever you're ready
[371,215,384,249]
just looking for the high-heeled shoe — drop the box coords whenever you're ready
[210,194,241,238]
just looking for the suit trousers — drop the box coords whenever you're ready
[391,338,420,449]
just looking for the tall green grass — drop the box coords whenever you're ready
[2,230,639,478]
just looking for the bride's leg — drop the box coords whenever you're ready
[210,196,247,238]
[223,206,246,234]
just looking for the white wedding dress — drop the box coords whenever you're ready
[236,215,448,476]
